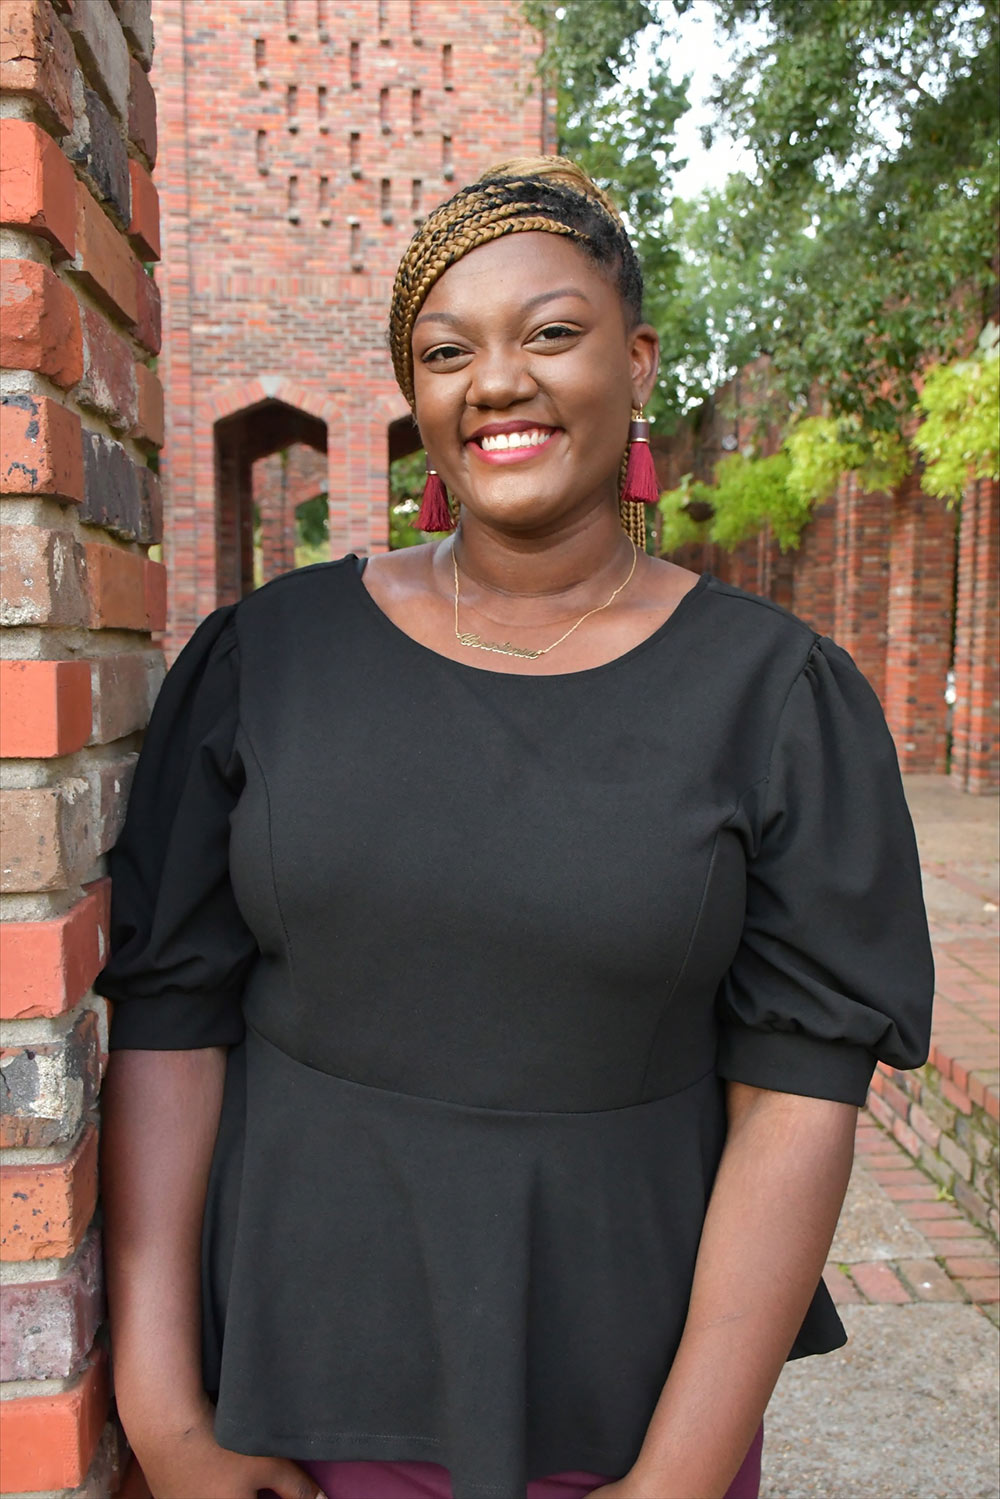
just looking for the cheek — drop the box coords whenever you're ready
[550,356,631,447]
[411,381,454,445]
[550,339,631,411]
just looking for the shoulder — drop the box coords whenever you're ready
[231,553,363,636]
[701,573,818,648]
[672,572,821,700]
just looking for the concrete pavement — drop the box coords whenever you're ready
[760,776,999,1499]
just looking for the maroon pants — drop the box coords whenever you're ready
[265,1423,764,1499]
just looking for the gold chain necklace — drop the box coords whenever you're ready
[452,540,638,660]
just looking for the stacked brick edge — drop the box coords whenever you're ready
[0,0,162,1493]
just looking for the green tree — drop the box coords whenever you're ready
[524,0,998,452]
[522,0,688,426]
[913,322,1000,501]
[681,0,999,433]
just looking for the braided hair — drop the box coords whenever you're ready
[388,156,649,545]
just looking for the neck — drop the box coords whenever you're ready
[440,502,635,607]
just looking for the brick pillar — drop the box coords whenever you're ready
[884,473,957,773]
[832,474,891,701]
[254,450,296,582]
[791,498,837,636]
[951,477,1000,793]
[0,2,162,1493]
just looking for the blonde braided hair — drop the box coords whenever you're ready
[388,156,650,545]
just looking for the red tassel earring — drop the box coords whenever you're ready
[621,407,660,506]
[414,459,454,532]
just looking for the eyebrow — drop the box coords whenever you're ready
[412,287,591,330]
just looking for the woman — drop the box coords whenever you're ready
[97,158,934,1499]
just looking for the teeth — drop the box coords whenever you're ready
[480,429,551,452]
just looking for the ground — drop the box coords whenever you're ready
[761,775,1000,1499]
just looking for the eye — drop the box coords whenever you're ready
[533,323,580,343]
[421,342,469,364]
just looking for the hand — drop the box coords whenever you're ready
[130,1404,328,1499]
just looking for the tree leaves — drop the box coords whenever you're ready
[913,324,1000,502]
[524,0,998,440]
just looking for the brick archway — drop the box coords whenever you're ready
[208,374,336,429]
[214,398,328,603]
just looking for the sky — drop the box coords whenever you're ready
[620,0,757,198]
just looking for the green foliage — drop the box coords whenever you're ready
[390,451,427,503]
[784,416,910,503]
[658,423,913,556]
[674,0,998,431]
[522,0,663,107]
[659,451,813,553]
[294,538,329,568]
[522,0,688,427]
[522,1,997,546]
[292,489,329,565]
[707,451,809,550]
[913,323,1000,502]
[657,475,712,552]
[526,0,998,449]
[295,492,329,548]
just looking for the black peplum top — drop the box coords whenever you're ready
[95,554,934,1499]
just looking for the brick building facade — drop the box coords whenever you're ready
[1,0,164,1491]
[0,1,994,1489]
[0,3,546,1489]
[154,0,551,652]
[656,383,999,795]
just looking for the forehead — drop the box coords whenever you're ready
[415,230,620,326]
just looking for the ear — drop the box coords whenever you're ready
[628,323,660,409]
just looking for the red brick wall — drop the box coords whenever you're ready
[830,473,892,700]
[790,499,836,635]
[154,0,550,652]
[656,376,997,793]
[951,477,1000,793]
[885,472,957,775]
[254,441,328,581]
[0,0,163,1491]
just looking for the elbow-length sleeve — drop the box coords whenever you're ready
[716,635,935,1106]
[95,605,257,1050]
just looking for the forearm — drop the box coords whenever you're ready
[100,1046,227,1445]
[630,1082,857,1499]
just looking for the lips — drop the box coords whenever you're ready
[465,420,561,463]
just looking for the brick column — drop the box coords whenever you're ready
[255,449,302,582]
[884,473,957,774]
[0,2,162,1493]
[832,473,891,701]
[951,477,1000,793]
[791,498,837,636]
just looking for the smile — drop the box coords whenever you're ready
[469,428,560,464]
[481,428,551,451]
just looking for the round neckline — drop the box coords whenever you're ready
[347,553,714,683]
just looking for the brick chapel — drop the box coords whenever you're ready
[0,3,996,1491]
[152,0,996,793]
[153,0,552,652]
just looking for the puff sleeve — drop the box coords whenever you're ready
[94,605,257,1049]
[716,635,934,1106]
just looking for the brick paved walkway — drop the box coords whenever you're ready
[927,921,999,1121]
[824,1111,999,1321]
[763,777,999,1497]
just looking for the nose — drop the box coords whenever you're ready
[464,343,538,411]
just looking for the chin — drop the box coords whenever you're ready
[463,496,566,533]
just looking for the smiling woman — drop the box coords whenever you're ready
[96,157,934,1499]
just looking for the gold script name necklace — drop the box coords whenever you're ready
[452,541,638,660]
